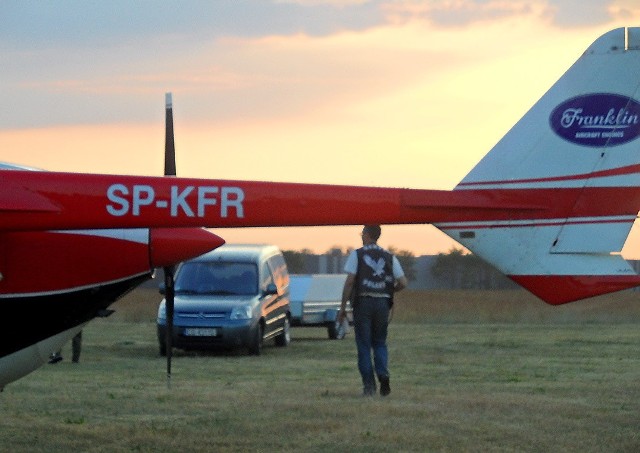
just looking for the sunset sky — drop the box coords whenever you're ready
[2,1,640,256]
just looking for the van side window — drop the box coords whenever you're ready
[267,254,290,294]
[260,261,274,292]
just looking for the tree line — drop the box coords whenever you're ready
[283,247,515,289]
[430,248,516,289]
[282,247,416,281]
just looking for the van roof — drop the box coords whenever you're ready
[190,244,281,263]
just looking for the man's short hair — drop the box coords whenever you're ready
[363,225,381,241]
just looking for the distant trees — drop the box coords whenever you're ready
[282,246,417,282]
[282,249,312,274]
[388,247,416,282]
[430,248,515,289]
[283,246,514,289]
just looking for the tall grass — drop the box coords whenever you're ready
[2,288,640,452]
[395,289,640,324]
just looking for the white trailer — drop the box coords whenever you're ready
[289,274,351,339]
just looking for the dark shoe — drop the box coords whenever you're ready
[379,376,390,396]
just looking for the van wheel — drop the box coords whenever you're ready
[275,317,291,347]
[248,323,263,355]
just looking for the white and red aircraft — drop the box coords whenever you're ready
[2,27,640,390]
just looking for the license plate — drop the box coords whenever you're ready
[184,327,218,337]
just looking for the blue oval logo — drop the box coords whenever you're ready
[549,93,640,147]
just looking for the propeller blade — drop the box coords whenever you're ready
[164,266,175,388]
[164,92,176,388]
[164,92,176,177]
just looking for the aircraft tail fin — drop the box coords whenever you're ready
[435,27,640,304]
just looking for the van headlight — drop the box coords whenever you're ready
[230,305,252,320]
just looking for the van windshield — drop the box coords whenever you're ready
[175,262,258,296]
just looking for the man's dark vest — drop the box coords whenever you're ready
[355,246,395,298]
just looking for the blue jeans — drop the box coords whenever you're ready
[353,296,390,391]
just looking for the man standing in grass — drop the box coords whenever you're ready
[338,225,408,397]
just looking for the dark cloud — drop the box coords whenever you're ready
[0,1,623,51]
[0,1,385,49]
[0,0,388,129]
[382,0,619,28]
[546,0,617,27]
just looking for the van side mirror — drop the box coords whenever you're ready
[264,283,278,296]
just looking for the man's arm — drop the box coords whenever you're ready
[388,269,407,323]
[394,275,408,293]
[391,255,408,293]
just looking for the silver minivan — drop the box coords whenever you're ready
[157,244,291,355]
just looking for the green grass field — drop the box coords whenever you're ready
[3,289,640,452]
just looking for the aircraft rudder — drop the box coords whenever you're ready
[437,27,640,304]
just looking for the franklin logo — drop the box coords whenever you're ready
[549,93,640,147]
